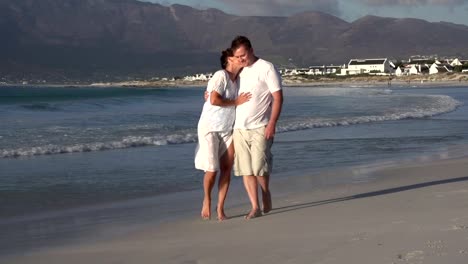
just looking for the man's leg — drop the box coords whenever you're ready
[243,175,261,219]
[257,174,272,213]
[201,171,216,220]
[233,129,260,219]
[251,127,274,214]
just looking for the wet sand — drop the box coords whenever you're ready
[3,155,468,264]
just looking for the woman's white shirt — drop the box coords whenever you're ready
[197,70,238,132]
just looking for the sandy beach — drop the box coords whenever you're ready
[3,72,465,89]
[3,153,468,264]
[115,74,468,89]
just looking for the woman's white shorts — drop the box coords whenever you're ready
[194,130,233,172]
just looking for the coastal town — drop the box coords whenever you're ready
[182,56,468,81]
[2,55,468,87]
[97,55,468,87]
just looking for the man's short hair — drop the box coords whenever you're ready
[231,36,252,50]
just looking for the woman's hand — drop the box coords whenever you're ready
[235,92,252,106]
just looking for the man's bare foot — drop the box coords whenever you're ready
[217,209,228,221]
[201,199,211,220]
[262,190,272,214]
[244,208,262,220]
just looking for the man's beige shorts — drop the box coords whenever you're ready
[233,126,273,177]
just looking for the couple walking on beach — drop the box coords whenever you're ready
[194,36,284,221]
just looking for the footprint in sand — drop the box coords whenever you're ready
[425,240,449,257]
[397,250,424,263]
[452,224,468,230]
[350,232,368,241]
[426,240,444,249]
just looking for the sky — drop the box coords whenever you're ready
[143,0,468,26]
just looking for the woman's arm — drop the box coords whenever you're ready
[210,91,251,106]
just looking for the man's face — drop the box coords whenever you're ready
[233,45,253,67]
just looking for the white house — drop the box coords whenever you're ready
[183,73,213,81]
[344,58,393,75]
[409,65,419,75]
[307,65,343,75]
[409,64,430,75]
[429,63,452,75]
[293,68,310,75]
[399,65,413,76]
[395,66,404,76]
[450,58,463,66]
[281,65,343,76]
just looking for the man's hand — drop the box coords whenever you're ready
[265,90,283,140]
[265,122,276,140]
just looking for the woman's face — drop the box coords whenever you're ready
[227,56,241,70]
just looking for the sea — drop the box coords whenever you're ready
[1,83,468,255]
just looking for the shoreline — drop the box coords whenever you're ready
[3,147,468,263]
[2,79,468,263]
[2,74,468,89]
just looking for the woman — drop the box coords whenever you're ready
[195,48,251,221]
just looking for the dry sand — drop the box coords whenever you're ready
[3,155,468,264]
[4,73,466,89]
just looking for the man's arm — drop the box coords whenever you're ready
[265,90,283,139]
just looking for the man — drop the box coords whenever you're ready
[230,36,283,219]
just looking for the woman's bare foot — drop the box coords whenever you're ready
[244,208,262,220]
[262,190,272,214]
[201,199,211,220]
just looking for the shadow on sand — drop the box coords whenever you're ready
[231,176,468,219]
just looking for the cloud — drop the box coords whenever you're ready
[217,0,341,16]
[360,0,468,6]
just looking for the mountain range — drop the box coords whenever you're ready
[1,0,468,81]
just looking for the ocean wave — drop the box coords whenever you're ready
[1,95,462,159]
[1,134,197,158]
[287,87,393,97]
[277,94,462,132]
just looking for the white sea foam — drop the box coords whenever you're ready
[277,95,462,133]
[287,87,393,97]
[1,134,198,158]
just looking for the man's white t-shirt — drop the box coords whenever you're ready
[197,70,238,132]
[234,58,282,129]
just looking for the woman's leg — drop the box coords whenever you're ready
[217,143,234,221]
[201,171,217,220]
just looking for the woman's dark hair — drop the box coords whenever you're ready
[231,35,252,51]
[220,48,234,69]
